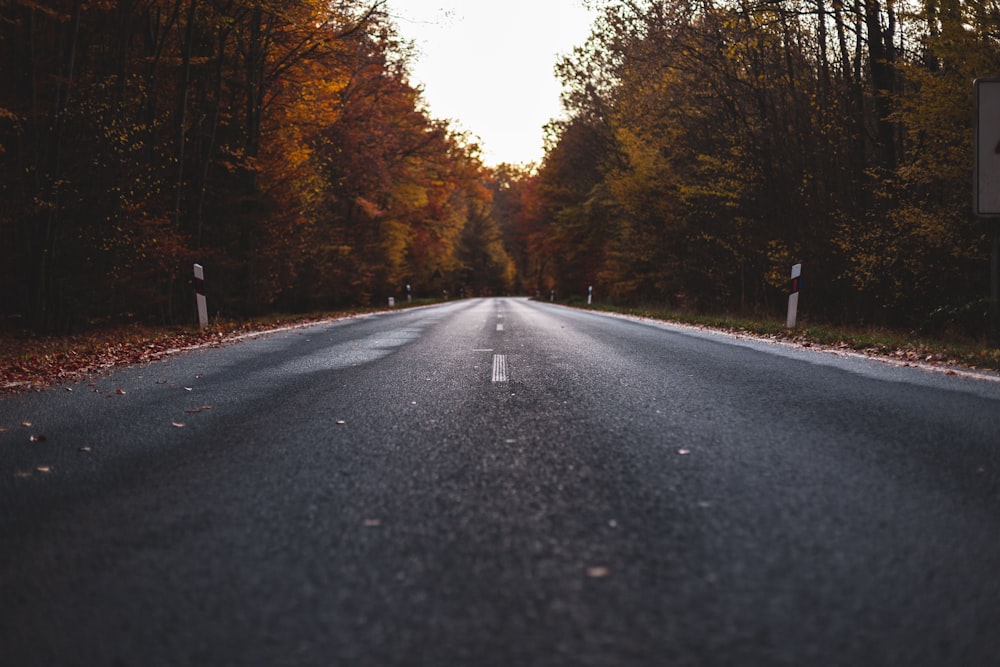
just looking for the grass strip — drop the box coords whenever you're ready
[575,302,1000,373]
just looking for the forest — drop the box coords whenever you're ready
[0,0,515,332]
[516,0,1000,335]
[2,0,999,337]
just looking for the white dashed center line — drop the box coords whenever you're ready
[496,323,504,331]
[492,354,508,383]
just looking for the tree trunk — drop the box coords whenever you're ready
[32,0,82,332]
[173,0,199,231]
[865,0,897,172]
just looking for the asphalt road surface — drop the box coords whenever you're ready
[3,298,1000,666]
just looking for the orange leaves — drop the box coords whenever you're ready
[0,327,226,394]
[0,0,518,331]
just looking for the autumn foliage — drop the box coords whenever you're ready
[505,0,1000,335]
[0,0,514,332]
[3,0,998,338]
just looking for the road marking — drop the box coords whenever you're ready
[496,323,504,331]
[473,348,494,352]
[492,354,508,383]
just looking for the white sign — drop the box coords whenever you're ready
[975,79,1000,216]
[786,264,802,329]
[193,263,208,329]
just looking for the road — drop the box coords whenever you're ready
[2,297,1000,666]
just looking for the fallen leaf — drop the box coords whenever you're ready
[0,426,8,433]
[64,387,73,392]
[116,388,126,395]
[171,422,186,428]
[79,446,93,453]
[587,566,612,579]
[29,434,47,443]
[21,421,32,428]
[183,387,193,392]
[362,518,382,527]
[36,465,51,473]
[336,420,346,425]
[678,449,691,455]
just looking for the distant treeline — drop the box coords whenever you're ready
[0,0,514,332]
[503,0,1000,336]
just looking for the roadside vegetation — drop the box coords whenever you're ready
[4,0,1000,382]
[503,0,1000,343]
[569,301,1000,373]
[0,300,442,393]
[5,296,998,396]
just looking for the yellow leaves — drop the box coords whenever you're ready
[0,106,21,123]
[390,182,430,211]
[218,146,260,174]
[380,218,411,277]
[765,240,793,290]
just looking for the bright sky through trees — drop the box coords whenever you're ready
[387,1,596,166]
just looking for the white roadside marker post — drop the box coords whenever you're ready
[193,263,208,329]
[388,297,395,307]
[786,263,802,329]
[588,285,593,305]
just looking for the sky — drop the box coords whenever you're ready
[385,1,597,167]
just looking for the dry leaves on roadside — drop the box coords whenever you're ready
[0,325,243,393]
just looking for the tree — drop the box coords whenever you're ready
[0,0,512,331]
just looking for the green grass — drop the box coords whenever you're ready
[568,301,1000,372]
